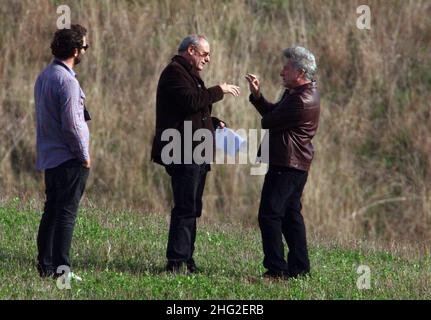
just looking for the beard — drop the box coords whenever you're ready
[74,54,82,65]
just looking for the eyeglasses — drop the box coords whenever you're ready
[80,44,89,51]
[193,46,210,58]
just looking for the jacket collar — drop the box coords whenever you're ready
[171,55,203,79]
[288,80,317,94]
[172,55,193,72]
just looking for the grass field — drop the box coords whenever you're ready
[1,1,430,302]
[2,0,431,243]
[0,199,430,300]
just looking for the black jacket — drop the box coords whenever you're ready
[151,55,224,166]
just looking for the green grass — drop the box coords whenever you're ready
[0,200,430,300]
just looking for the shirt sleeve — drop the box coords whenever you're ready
[58,77,90,162]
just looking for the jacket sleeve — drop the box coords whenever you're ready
[58,77,90,162]
[249,93,280,116]
[211,116,228,129]
[261,95,312,130]
[162,65,224,115]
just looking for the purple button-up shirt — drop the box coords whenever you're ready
[34,59,90,171]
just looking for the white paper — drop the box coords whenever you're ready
[215,127,246,156]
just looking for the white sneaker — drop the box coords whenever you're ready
[55,271,82,289]
[68,272,83,282]
[57,272,82,281]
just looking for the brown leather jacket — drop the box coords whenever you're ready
[249,81,320,171]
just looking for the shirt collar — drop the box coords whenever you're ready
[53,59,76,77]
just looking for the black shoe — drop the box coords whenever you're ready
[186,258,198,273]
[263,269,290,280]
[37,263,54,278]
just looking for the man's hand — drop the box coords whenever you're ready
[82,159,91,169]
[219,83,240,97]
[245,73,261,98]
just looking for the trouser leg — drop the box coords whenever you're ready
[52,162,89,270]
[166,164,205,263]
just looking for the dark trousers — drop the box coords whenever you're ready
[37,159,89,275]
[258,165,310,277]
[165,164,208,263]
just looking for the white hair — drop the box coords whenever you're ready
[283,46,317,80]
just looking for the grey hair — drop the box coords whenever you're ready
[178,34,207,53]
[283,46,317,80]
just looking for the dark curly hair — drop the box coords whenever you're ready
[50,24,87,60]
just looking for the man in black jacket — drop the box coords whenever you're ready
[151,34,240,273]
[246,46,320,279]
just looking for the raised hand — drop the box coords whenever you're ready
[245,73,261,98]
[219,83,241,97]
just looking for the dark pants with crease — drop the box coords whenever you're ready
[165,164,208,263]
[258,165,310,277]
[37,159,89,275]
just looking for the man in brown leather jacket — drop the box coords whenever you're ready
[246,46,320,279]
[151,35,240,273]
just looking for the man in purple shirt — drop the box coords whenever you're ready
[34,24,90,279]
